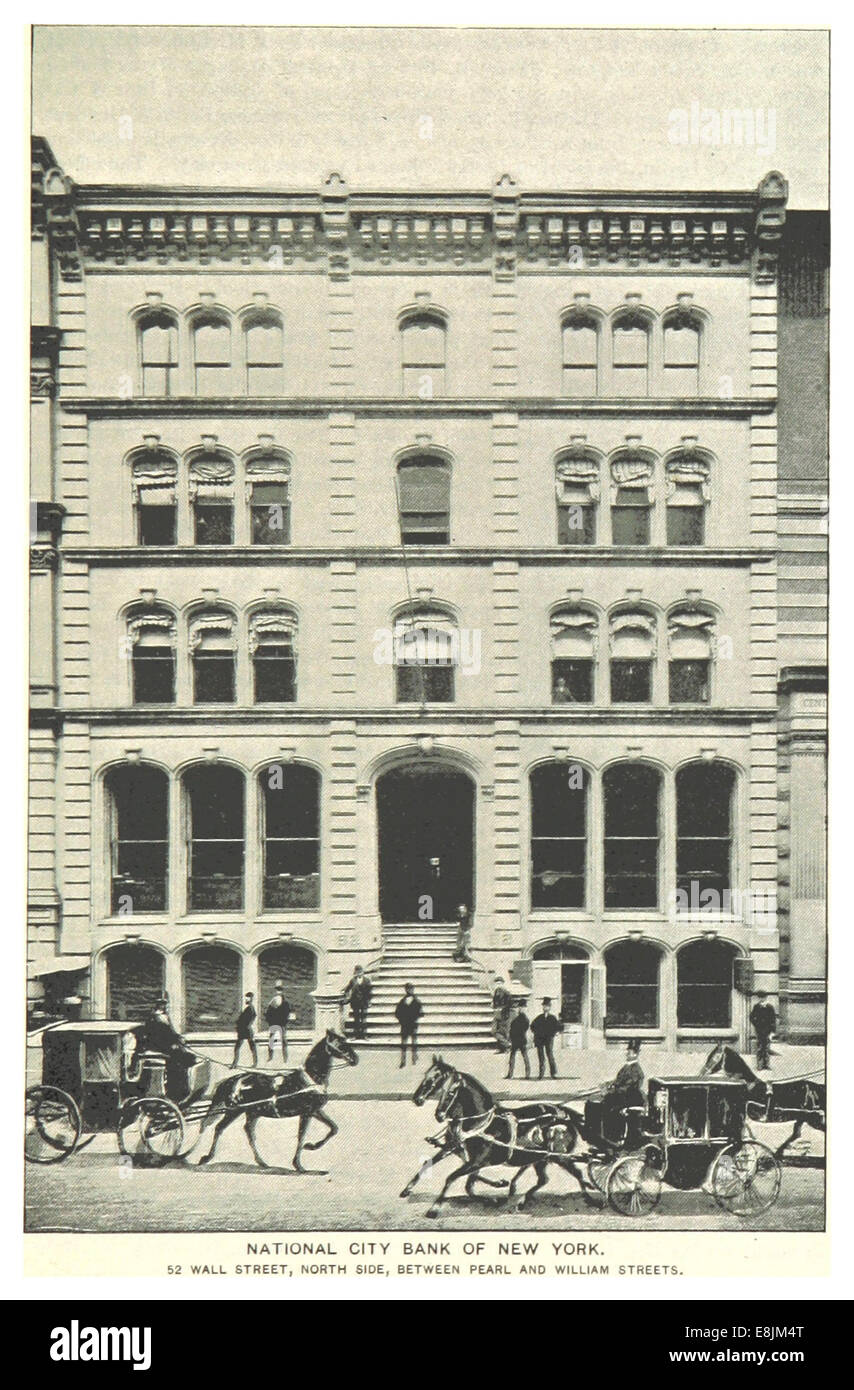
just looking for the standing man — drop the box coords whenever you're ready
[750,992,777,1072]
[343,965,373,1040]
[492,974,513,1052]
[265,984,291,1065]
[531,997,560,1080]
[233,991,258,1068]
[453,903,472,962]
[395,983,423,1068]
[506,999,531,1080]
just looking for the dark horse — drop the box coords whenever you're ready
[702,1043,825,1159]
[404,1057,597,1217]
[197,1030,358,1171]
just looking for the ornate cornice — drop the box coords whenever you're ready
[59,395,776,418]
[38,156,787,282]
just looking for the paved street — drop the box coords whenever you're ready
[26,1044,824,1233]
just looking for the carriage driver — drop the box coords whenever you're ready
[585,1040,646,1144]
[134,998,196,1098]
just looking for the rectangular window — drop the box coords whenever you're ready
[667,505,705,545]
[250,481,290,544]
[606,983,659,1028]
[395,665,454,702]
[194,502,233,545]
[132,649,175,704]
[138,502,177,546]
[558,502,596,545]
[612,488,650,545]
[562,321,598,396]
[610,659,652,702]
[612,323,649,395]
[193,655,235,704]
[552,658,593,703]
[254,645,296,703]
[669,658,710,704]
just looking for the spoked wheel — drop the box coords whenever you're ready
[606,1153,663,1218]
[588,1158,612,1194]
[710,1141,782,1217]
[25,1086,81,1164]
[117,1098,184,1165]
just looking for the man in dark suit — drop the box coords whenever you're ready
[233,991,258,1068]
[530,997,560,1079]
[750,993,777,1071]
[265,987,291,1064]
[395,984,423,1068]
[506,999,531,1080]
[343,966,373,1039]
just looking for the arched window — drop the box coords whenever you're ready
[189,453,234,544]
[550,608,597,703]
[612,310,650,395]
[556,454,598,545]
[260,763,320,909]
[138,310,178,396]
[184,764,245,911]
[190,611,236,704]
[609,611,656,703]
[677,940,737,1027]
[244,311,284,395]
[668,608,715,704]
[393,608,456,703]
[666,453,710,545]
[532,941,589,1025]
[250,611,297,703]
[396,456,451,545]
[246,452,290,545]
[603,763,661,908]
[183,945,241,1031]
[562,313,599,395]
[530,762,588,909]
[663,309,701,395]
[605,940,661,1028]
[105,944,165,1021]
[610,454,654,545]
[131,450,178,546]
[128,610,176,705]
[676,762,736,907]
[191,312,231,395]
[105,764,169,913]
[258,945,317,1029]
[400,310,446,397]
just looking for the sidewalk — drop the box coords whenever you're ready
[329,1040,825,1100]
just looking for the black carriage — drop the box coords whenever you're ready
[25,1022,205,1165]
[584,1076,782,1218]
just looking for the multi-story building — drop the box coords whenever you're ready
[30,136,823,1054]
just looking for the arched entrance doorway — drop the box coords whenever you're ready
[376,763,475,922]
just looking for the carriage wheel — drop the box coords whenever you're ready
[117,1098,183,1164]
[25,1086,81,1164]
[588,1158,612,1194]
[606,1153,663,1218]
[710,1141,781,1217]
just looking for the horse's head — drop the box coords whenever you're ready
[413,1055,452,1107]
[435,1071,465,1124]
[324,1029,359,1066]
[701,1042,728,1076]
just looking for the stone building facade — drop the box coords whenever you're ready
[29,136,824,1050]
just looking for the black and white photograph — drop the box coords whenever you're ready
[23,24,829,1276]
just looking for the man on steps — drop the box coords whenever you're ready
[395,983,423,1068]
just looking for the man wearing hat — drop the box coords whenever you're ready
[506,998,531,1080]
[530,997,560,1079]
[587,1040,646,1144]
[233,991,258,1068]
[395,983,423,1068]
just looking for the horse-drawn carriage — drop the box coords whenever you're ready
[582,1075,783,1217]
[25,1021,210,1165]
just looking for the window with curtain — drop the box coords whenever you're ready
[190,456,234,544]
[138,310,178,396]
[396,456,451,544]
[250,611,297,703]
[562,313,599,395]
[550,608,597,703]
[603,763,661,908]
[244,312,284,395]
[605,940,661,1028]
[106,764,169,914]
[677,940,736,1027]
[609,611,656,703]
[394,609,456,702]
[129,611,176,704]
[184,764,245,911]
[612,312,650,395]
[190,612,236,703]
[663,311,701,395]
[676,761,735,906]
[666,455,710,546]
[669,609,715,703]
[192,313,231,395]
[530,762,588,909]
[556,456,598,545]
[400,311,446,397]
[132,455,178,546]
[260,763,320,910]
